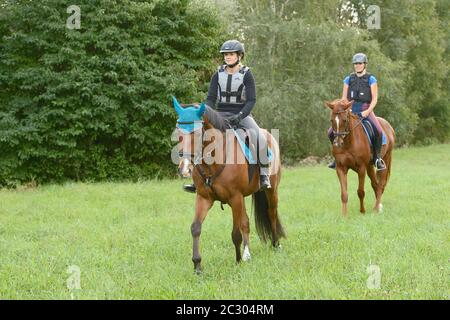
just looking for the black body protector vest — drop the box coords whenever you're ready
[347,73,372,103]
[217,65,249,104]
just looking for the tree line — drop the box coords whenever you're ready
[0,0,448,186]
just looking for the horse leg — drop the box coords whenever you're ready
[374,148,392,212]
[241,203,251,262]
[266,187,282,248]
[357,166,366,214]
[191,195,213,273]
[366,165,382,212]
[230,194,244,263]
[336,166,349,217]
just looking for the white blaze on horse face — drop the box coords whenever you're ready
[334,115,340,146]
[181,133,193,156]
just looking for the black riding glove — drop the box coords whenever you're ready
[227,112,244,127]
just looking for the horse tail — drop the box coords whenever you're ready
[252,190,286,244]
[383,146,393,184]
[384,120,395,184]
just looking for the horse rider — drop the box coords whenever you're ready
[327,53,386,171]
[183,39,272,193]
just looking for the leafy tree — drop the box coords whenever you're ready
[349,0,449,143]
[0,0,224,186]
[229,0,415,161]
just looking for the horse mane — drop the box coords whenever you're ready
[203,115,214,131]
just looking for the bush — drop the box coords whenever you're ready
[0,0,224,186]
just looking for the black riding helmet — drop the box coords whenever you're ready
[220,40,245,67]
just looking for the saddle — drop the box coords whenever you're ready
[361,119,387,160]
[231,126,273,184]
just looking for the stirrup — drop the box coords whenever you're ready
[375,158,386,171]
[182,184,196,193]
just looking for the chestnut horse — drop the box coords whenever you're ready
[324,99,395,216]
[173,97,285,273]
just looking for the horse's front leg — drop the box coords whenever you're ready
[191,194,213,273]
[229,194,244,263]
[358,166,366,214]
[336,166,349,217]
[240,202,251,261]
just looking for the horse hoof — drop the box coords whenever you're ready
[194,266,203,275]
[242,253,251,262]
[374,203,383,213]
[273,243,282,251]
[242,246,251,262]
[194,269,203,275]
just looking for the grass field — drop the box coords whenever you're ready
[0,144,449,299]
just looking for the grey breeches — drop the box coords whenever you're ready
[204,106,270,172]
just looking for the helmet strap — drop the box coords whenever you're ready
[356,64,367,75]
[225,56,240,68]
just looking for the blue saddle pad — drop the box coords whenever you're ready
[361,120,387,146]
[232,128,273,165]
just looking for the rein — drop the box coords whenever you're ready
[333,109,364,140]
[178,119,227,197]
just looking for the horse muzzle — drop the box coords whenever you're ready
[178,158,193,178]
[333,137,344,148]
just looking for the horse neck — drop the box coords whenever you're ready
[199,121,226,169]
[343,112,359,149]
[346,112,363,147]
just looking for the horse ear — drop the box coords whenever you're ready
[324,101,334,109]
[172,96,183,115]
[197,103,206,117]
[345,100,354,109]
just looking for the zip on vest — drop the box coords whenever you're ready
[217,65,249,104]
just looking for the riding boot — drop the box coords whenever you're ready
[259,165,271,190]
[373,133,386,171]
[183,183,196,193]
[327,130,336,169]
[256,131,271,189]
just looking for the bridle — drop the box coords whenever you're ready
[332,109,350,139]
[332,109,364,142]
[176,119,226,193]
[177,120,204,165]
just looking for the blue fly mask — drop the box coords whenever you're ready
[173,96,206,166]
[173,96,206,134]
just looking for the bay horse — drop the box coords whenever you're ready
[324,99,395,216]
[172,97,285,273]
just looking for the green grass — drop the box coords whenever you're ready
[0,144,449,299]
